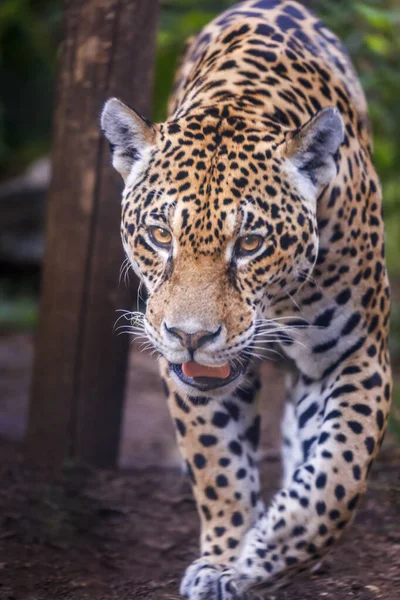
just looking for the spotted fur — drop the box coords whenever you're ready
[101,1,392,598]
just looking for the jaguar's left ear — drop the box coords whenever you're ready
[284,107,345,205]
[101,97,156,181]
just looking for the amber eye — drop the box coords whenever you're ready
[148,226,172,249]
[236,234,263,257]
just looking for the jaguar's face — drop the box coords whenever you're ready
[102,99,343,398]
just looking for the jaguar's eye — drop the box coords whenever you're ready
[148,226,172,249]
[235,234,263,257]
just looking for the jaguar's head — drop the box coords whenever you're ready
[102,99,344,398]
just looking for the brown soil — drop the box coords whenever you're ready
[0,441,399,600]
[0,333,399,599]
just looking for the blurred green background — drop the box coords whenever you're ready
[0,0,399,430]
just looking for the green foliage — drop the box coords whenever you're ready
[328,1,400,273]
[0,0,60,176]
[0,287,38,330]
[389,385,400,443]
[390,302,400,428]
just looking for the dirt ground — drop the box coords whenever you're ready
[0,334,400,600]
[0,441,399,600]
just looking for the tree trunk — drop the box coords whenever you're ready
[26,0,159,468]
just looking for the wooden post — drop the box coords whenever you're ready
[26,0,159,468]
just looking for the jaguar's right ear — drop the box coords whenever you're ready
[101,98,156,180]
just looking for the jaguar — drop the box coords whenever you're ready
[101,1,392,598]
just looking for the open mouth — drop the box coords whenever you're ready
[170,360,245,392]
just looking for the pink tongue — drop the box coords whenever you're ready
[182,362,230,380]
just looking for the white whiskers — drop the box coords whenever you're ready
[119,257,132,286]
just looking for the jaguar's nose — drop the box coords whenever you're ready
[164,323,222,352]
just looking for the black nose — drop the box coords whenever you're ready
[165,325,222,352]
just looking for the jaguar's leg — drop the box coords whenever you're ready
[281,373,303,489]
[179,356,391,600]
[160,359,265,593]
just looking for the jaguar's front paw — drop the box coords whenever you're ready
[180,560,258,600]
[180,559,223,600]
